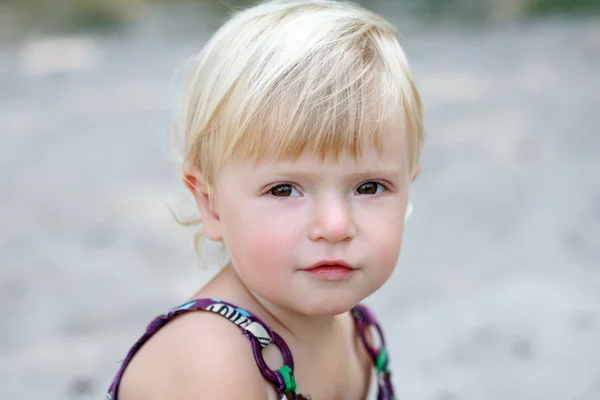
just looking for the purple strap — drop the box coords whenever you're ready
[353,304,395,400]
[107,299,395,400]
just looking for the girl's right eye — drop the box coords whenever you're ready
[269,184,300,197]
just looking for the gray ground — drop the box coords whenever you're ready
[1,6,599,400]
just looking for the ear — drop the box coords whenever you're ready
[411,163,421,182]
[183,166,223,241]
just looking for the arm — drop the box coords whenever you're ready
[118,311,270,400]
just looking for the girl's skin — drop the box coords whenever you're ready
[118,114,420,399]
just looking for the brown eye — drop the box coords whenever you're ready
[356,182,383,195]
[270,184,297,197]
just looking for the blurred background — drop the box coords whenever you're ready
[1,0,599,399]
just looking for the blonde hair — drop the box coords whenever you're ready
[173,0,424,256]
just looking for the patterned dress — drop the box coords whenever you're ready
[107,298,396,399]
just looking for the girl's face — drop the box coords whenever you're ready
[193,127,418,316]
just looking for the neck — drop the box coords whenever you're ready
[203,264,345,348]
[252,290,343,348]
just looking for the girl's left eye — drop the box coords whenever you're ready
[355,181,386,195]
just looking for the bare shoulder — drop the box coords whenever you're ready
[118,310,269,400]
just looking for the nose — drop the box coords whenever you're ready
[308,195,356,243]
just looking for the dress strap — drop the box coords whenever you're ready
[352,304,396,400]
[106,298,299,400]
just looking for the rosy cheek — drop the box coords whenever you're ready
[367,208,405,260]
[224,201,298,267]
[254,213,298,247]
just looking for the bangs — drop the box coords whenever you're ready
[232,61,395,163]
[218,31,404,166]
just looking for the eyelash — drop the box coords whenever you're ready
[267,182,300,198]
[355,181,388,196]
[266,181,390,198]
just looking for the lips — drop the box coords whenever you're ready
[303,260,355,281]
[305,259,354,270]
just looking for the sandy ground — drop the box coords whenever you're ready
[1,7,599,400]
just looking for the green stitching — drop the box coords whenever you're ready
[277,365,297,392]
[375,347,389,373]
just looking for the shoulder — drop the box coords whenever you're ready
[118,310,269,400]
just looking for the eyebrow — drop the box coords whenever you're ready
[259,168,404,181]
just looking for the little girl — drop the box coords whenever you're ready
[107,0,423,399]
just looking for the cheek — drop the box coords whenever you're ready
[375,220,405,265]
[219,198,301,269]
[359,199,406,264]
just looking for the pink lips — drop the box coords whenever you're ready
[304,260,355,281]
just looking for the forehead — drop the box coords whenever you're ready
[238,124,409,175]
[210,103,412,184]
